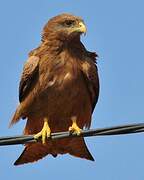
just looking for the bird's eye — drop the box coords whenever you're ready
[63,20,75,27]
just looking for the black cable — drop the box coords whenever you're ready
[0,123,144,146]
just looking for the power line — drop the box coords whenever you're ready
[0,123,144,146]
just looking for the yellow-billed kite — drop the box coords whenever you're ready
[10,13,99,165]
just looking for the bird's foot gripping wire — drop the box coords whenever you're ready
[69,116,81,136]
[34,118,51,144]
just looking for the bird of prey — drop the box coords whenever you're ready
[10,13,99,165]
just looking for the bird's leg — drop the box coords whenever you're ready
[69,116,81,135]
[34,118,51,144]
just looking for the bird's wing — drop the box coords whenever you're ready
[19,56,39,102]
[88,63,99,112]
[81,59,99,113]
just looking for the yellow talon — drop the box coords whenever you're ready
[34,118,51,144]
[69,116,81,135]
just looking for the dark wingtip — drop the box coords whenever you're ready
[14,161,20,166]
[85,148,95,162]
[88,154,95,161]
[14,158,23,166]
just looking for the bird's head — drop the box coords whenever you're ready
[42,13,87,42]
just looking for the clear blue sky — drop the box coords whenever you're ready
[0,0,144,179]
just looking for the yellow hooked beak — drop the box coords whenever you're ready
[78,22,87,33]
[73,21,87,34]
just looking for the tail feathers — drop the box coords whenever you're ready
[67,137,94,161]
[14,137,94,165]
[14,143,51,165]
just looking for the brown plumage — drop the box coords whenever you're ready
[10,13,99,165]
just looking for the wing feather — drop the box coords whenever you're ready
[19,56,39,102]
[81,55,99,113]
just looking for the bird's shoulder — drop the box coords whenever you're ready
[80,51,98,76]
[19,55,40,102]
